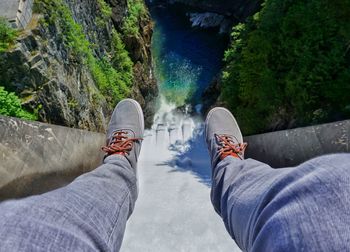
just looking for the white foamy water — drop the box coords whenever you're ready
[121,98,240,252]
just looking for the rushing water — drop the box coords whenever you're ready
[149,3,228,107]
[121,5,240,251]
[146,2,230,182]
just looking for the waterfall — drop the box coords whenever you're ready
[147,2,228,151]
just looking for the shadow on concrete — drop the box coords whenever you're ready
[0,166,93,201]
[159,128,212,186]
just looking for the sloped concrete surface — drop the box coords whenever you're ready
[246,120,350,168]
[0,116,105,200]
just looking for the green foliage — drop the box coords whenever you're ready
[86,31,133,105]
[123,0,146,36]
[34,0,90,61]
[222,0,350,135]
[97,0,112,19]
[0,18,17,52]
[110,31,134,85]
[0,86,37,120]
[35,0,133,106]
[96,0,112,27]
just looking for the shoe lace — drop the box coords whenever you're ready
[102,131,143,156]
[216,134,247,160]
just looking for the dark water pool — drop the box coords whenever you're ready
[148,3,229,106]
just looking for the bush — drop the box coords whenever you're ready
[111,31,133,85]
[222,0,350,135]
[122,0,146,36]
[0,86,37,120]
[0,18,17,52]
[97,0,112,19]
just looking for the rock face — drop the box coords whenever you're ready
[0,0,158,131]
[108,0,158,127]
[123,8,158,128]
[166,0,260,18]
[0,14,109,131]
[201,75,223,113]
[152,0,262,25]
[188,12,232,33]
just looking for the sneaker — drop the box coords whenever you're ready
[102,99,144,169]
[205,107,247,168]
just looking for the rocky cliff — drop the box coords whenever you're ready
[161,0,261,19]
[0,0,157,131]
[151,0,261,33]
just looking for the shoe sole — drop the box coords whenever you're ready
[205,107,243,143]
[117,98,145,136]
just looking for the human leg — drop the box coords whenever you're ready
[0,99,144,252]
[205,107,350,251]
[212,154,350,252]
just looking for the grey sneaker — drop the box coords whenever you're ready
[102,99,144,169]
[205,107,247,168]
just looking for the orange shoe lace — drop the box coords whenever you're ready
[216,134,247,160]
[102,131,143,156]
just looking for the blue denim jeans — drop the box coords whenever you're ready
[212,153,350,251]
[0,155,137,251]
[1,153,349,251]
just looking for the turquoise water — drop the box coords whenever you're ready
[149,4,229,107]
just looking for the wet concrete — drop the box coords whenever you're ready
[246,120,350,168]
[0,116,105,200]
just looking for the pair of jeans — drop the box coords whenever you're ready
[0,153,349,251]
[211,154,350,251]
[0,155,137,251]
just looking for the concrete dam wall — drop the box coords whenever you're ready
[0,116,105,200]
[0,115,349,200]
[246,120,350,168]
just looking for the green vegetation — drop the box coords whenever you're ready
[96,0,112,27]
[0,20,36,120]
[97,0,112,19]
[0,87,37,120]
[34,0,133,105]
[0,18,17,52]
[110,31,134,85]
[222,0,350,135]
[123,0,147,36]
